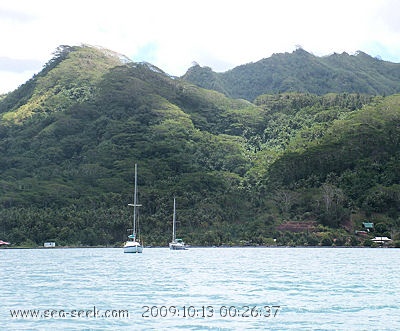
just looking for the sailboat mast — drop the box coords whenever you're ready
[172,197,176,242]
[133,164,138,236]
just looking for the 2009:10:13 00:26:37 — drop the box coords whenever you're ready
[141,305,282,318]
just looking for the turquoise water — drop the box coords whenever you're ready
[1,247,399,330]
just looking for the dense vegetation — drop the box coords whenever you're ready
[182,48,400,101]
[1,45,399,248]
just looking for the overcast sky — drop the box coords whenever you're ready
[1,0,400,94]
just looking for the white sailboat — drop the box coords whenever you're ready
[169,197,188,250]
[124,164,143,253]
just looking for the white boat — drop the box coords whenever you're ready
[169,198,188,250]
[371,236,392,245]
[124,164,143,253]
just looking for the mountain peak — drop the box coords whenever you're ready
[0,45,133,123]
[293,47,312,56]
[83,44,132,64]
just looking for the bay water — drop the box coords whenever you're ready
[1,247,399,330]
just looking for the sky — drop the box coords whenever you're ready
[1,0,400,94]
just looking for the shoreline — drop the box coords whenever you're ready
[1,244,396,249]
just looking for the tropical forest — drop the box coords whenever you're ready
[1,45,399,247]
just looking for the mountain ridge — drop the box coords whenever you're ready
[182,48,400,101]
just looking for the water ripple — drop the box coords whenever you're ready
[1,247,399,330]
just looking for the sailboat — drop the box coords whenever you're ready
[169,197,188,250]
[123,164,143,253]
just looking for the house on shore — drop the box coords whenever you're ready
[362,222,374,232]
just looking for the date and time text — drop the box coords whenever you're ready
[142,305,281,318]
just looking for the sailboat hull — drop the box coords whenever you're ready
[123,241,143,253]
[169,241,187,250]
[169,244,187,250]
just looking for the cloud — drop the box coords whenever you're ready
[0,57,43,72]
[376,0,400,33]
[1,0,400,94]
[0,7,36,22]
[132,43,159,65]
[0,70,37,95]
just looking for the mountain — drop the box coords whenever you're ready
[0,45,262,247]
[1,45,399,248]
[182,48,400,101]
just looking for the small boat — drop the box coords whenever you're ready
[169,198,188,250]
[123,164,143,253]
[0,240,10,246]
[371,236,392,245]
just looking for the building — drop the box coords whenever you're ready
[362,222,374,232]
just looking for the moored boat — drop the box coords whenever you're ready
[169,198,188,250]
[123,164,143,253]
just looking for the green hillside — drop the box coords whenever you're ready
[0,45,399,247]
[182,48,400,101]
